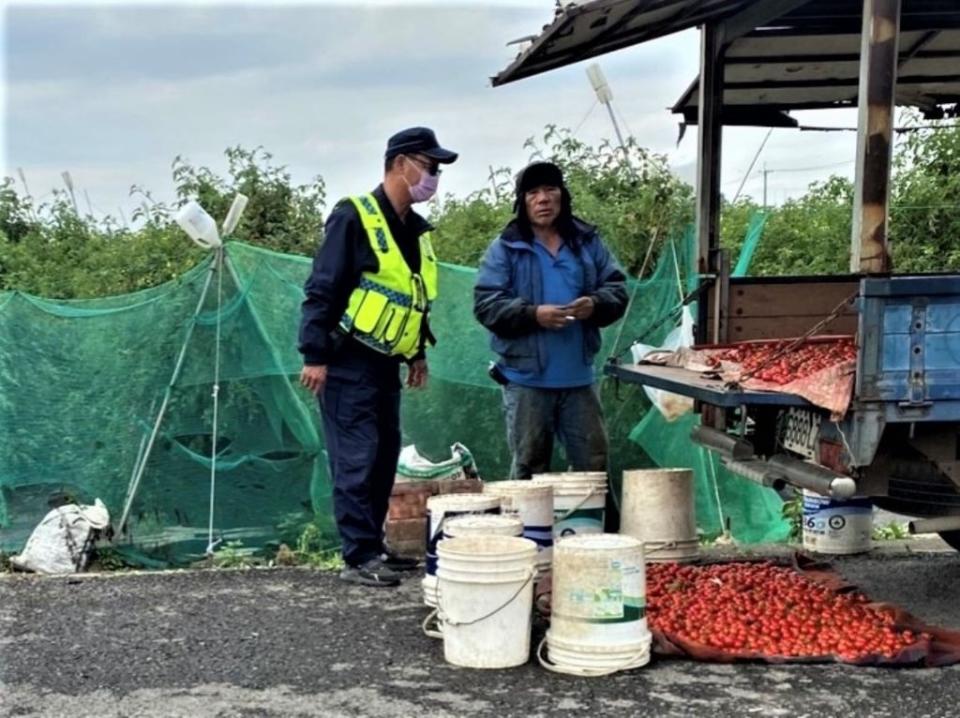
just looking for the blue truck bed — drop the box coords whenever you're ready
[858,275,960,409]
[606,274,960,422]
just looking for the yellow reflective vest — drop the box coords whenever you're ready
[338,194,438,359]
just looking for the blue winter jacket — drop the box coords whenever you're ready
[473,217,629,374]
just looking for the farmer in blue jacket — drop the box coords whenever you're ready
[474,161,628,479]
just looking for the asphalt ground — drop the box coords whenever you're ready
[2,540,960,718]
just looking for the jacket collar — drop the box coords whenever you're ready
[498,216,596,251]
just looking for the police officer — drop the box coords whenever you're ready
[299,127,458,586]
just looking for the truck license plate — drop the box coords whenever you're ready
[781,408,821,460]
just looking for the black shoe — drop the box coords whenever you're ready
[339,557,401,587]
[380,549,419,572]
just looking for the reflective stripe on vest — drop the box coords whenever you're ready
[338,194,439,359]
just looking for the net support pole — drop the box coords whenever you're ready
[117,256,218,534]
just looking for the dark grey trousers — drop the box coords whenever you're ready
[501,383,609,479]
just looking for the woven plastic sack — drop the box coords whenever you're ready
[396,443,478,482]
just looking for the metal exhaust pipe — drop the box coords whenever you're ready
[721,458,787,492]
[767,454,857,499]
[908,516,960,535]
[691,425,755,461]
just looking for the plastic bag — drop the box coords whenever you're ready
[631,306,696,421]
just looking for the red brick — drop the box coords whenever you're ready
[437,478,483,495]
[385,517,427,547]
[388,480,436,520]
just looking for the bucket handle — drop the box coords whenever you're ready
[557,487,605,522]
[437,567,536,628]
[421,608,443,639]
[535,589,552,618]
[536,636,648,678]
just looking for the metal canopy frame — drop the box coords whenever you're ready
[492,0,960,332]
[673,3,960,125]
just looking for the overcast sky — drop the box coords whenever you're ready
[4,1,863,224]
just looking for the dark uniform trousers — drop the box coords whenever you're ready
[319,341,402,567]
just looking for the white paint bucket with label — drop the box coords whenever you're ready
[540,533,651,676]
[802,489,872,555]
[436,535,538,669]
[422,494,501,607]
[483,480,554,576]
[620,468,699,563]
[532,472,607,539]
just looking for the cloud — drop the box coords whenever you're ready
[5,2,865,220]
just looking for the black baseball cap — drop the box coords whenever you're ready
[385,127,458,164]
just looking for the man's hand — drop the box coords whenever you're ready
[536,304,574,330]
[300,365,328,395]
[564,296,596,321]
[406,359,428,389]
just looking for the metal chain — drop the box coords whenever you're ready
[726,290,859,388]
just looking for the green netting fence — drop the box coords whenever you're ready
[0,216,787,562]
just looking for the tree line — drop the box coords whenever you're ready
[2,118,959,300]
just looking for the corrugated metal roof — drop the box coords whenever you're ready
[492,0,757,87]
[674,2,960,125]
[493,0,960,124]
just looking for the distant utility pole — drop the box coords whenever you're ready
[61,171,79,214]
[586,63,631,169]
[763,163,770,208]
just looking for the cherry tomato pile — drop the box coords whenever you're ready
[707,337,857,385]
[647,562,928,661]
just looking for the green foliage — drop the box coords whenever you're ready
[429,173,513,268]
[166,146,327,257]
[294,523,344,570]
[272,512,344,570]
[90,546,138,572]
[782,494,803,543]
[212,540,256,569]
[4,121,960,300]
[725,176,855,276]
[0,147,326,299]
[430,127,693,275]
[872,521,909,541]
[890,116,960,271]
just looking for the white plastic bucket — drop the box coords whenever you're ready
[620,468,699,563]
[436,535,538,669]
[443,514,523,540]
[422,494,501,607]
[532,472,607,539]
[802,489,873,555]
[483,480,554,575]
[542,533,651,676]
